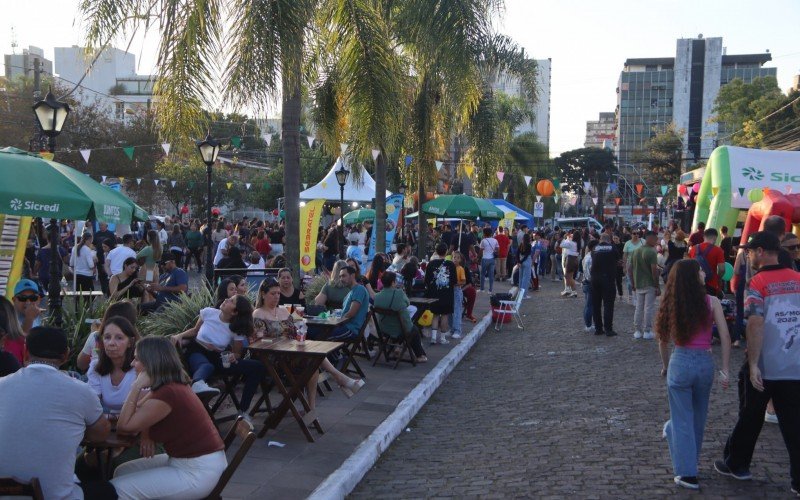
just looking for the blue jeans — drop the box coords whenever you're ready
[480,258,495,292]
[582,281,593,328]
[520,259,532,294]
[187,347,266,412]
[664,347,714,477]
[538,249,548,276]
[452,287,464,335]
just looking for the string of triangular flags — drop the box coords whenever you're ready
[78,173,286,191]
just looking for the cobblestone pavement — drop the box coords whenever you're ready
[351,278,795,499]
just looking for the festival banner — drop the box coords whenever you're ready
[369,194,404,259]
[299,199,326,272]
[500,211,516,230]
[0,215,32,298]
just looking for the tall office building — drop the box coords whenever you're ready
[585,112,616,149]
[489,58,551,150]
[54,46,156,122]
[3,46,53,81]
[616,36,776,175]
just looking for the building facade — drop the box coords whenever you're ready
[585,112,616,149]
[615,36,776,175]
[3,46,52,81]
[53,46,156,122]
[489,58,551,150]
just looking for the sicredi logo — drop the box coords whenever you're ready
[9,199,60,212]
[741,167,764,181]
[104,205,121,217]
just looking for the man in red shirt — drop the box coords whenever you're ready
[688,227,726,298]
[494,226,511,281]
[688,221,706,247]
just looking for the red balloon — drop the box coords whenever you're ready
[180,205,189,214]
[211,207,221,216]
[272,209,279,216]
[678,184,687,196]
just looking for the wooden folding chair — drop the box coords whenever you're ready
[339,310,372,378]
[203,417,257,500]
[0,477,44,500]
[372,307,417,368]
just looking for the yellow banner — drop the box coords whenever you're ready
[299,199,326,272]
[0,215,32,298]
[500,211,516,229]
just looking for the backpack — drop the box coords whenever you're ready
[694,243,714,284]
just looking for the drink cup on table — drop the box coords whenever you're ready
[221,351,232,369]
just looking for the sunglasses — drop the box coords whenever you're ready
[785,245,800,251]
[15,295,39,302]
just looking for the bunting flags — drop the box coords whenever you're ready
[591,197,598,205]
[635,183,644,195]
[583,181,591,191]
[302,183,308,189]
[524,175,532,186]
[660,185,668,195]
[119,177,125,182]
[435,160,443,172]
[464,165,474,178]
[264,134,272,147]
[161,143,171,155]
[614,197,621,205]
[101,175,107,183]
[712,186,720,196]
[656,196,663,204]
[153,179,160,186]
[136,178,142,185]
[372,149,380,162]
[554,194,560,203]
[123,147,135,160]
[170,181,176,188]
[80,149,91,164]
[321,181,328,189]
[502,192,508,199]
[246,183,251,190]
[738,187,745,197]
[307,136,315,148]
[536,195,541,202]
[497,172,504,182]
[226,182,233,190]
[340,143,349,155]
[404,155,413,167]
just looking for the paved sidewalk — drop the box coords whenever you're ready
[352,279,795,498]
[220,283,501,499]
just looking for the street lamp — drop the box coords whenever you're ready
[398,182,406,242]
[33,87,70,154]
[32,88,70,326]
[335,164,350,258]
[196,133,220,284]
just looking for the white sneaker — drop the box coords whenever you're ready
[192,380,220,397]
[560,289,570,296]
[569,291,578,298]
[451,332,462,339]
[429,331,438,345]
[643,331,655,340]
[765,411,779,424]
[584,325,595,333]
[633,330,643,339]
[439,334,450,345]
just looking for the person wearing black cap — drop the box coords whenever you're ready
[141,255,189,313]
[716,231,800,495]
[0,327,113,499]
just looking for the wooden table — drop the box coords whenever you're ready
[247,339,343,442]
[82,430,137,479]
[304,315,348,340]
[409,297,438,323]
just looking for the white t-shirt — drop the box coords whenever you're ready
[87,359,137,412]
[560,239,579,258]
[480,237,499,260]
[158,228,168,245]
[106,245,137,275]
[213,239,229,266]
[71,245,96,277]
[197,307,234,351]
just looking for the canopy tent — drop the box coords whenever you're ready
[299,156,392,202]
[490,199,535,226]
[405,211,461,222]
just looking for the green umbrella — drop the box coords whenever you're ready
[0,147,148,224]
[343,208,375,224]
[421,194,503,220]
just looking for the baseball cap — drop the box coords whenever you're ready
[737,231,782,252]
[160,254,176,265]
[14,279,43,297]
[26,327,69,359]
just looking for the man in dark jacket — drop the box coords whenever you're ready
[591,233,621,337]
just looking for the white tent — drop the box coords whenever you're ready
[299,156,392,202]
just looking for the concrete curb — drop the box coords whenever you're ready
[307,313,494,500]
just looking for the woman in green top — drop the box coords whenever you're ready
[313,260,352,308]
[185,222,203,272]
[137,229,163,294]
[373,271,427,362]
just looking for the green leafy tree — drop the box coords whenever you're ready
[636,122,683,188]
[554,147,616,220]
[502,132,553,211]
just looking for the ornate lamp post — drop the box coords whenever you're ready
[196,133,220,284]
[398,182,406,242]
[32,88,70,325]
[335,164,350,259]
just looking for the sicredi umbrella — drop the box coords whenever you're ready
[343,208,376,224]
[422,194,503,220]
[0,147,148,223]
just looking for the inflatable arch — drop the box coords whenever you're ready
[692,146,800,234]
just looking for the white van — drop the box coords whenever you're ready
[555,217,604,233]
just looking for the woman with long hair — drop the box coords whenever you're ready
[277,268,305,306]
[87,316,140,412]
[254,279,363,407]
[662,230,688,281]
[71,232,97,291]
[313,260,351,308]
[171,295,266,420]
[184,222,203,272]
[214,278,238,308]
[518,233,533,298]
[0,296,26,365]
[365,254,387,293]
[109,257,144,301]
[655,259,731,490]
[137,229,162,293]
[110,337,227,499]
[166,224,186,269]
[77,301,139,372]
[560,231,580,298]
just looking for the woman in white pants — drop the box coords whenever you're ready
[111,336,227,499]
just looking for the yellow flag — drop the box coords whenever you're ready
[226,182,233,190]
[0,215,33,298]
[711,186,720,196]
[39,152,54,161]
[464,165,475,178]
[299,199,326,272]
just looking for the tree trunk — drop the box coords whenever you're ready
[374,151,386,256]
[282,66,302,285]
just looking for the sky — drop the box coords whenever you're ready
[2,0,799,157]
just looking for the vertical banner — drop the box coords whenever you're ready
[0,215,32,298]
[500,211,516,230]
[369,194,404,259]
[299,199,326,272]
